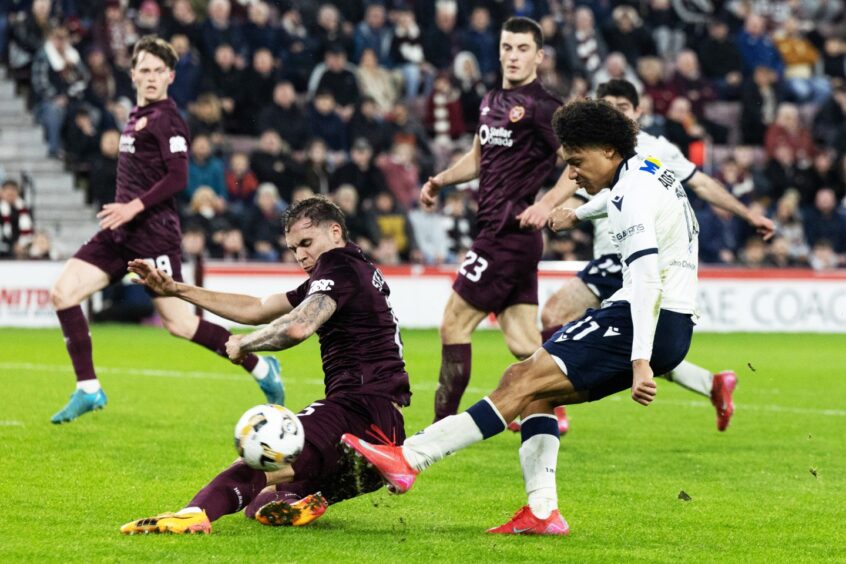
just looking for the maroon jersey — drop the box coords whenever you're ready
[116,98,190,254]
[287,243,411,405]
[476,79,561,234]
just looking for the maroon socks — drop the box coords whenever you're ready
[433,343,472,422]
[56,306,97,383]
[187,462,268,521]
[191,318,259,372]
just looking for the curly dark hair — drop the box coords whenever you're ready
[131,35,178,70]
[283,196,349,241]
[552,99,638,157]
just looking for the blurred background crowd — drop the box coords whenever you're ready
[1,0,846,271]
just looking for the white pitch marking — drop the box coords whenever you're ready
[2,362,845,418]
[0,420,24,426]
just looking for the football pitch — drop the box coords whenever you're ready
[1,326,844,563]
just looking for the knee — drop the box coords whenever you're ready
[50,282,77,310]
[162,313,198,339]
[496,362,534,399]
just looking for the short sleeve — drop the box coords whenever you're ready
[534,95,561,152]
[286,280,309,308]
[611,183,660,266]
[152,109,191,163]
[302,253,360,310]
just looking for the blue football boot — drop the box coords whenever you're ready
[51,388,108,424]
[257,356,285,405]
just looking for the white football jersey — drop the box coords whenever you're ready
[579,131,697,259]
[605,154,699,315]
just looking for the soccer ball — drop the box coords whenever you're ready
[234,404,304,471]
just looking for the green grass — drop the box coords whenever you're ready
[1,327,845,563]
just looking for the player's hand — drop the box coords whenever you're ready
[97,199,144,230]
[127,259,178,296]
[226,334,247,364]
[517,200,552,230]
[631,360,656,406]
[420,176,443,211]
[548,207,579,232]
[749,213,776,241]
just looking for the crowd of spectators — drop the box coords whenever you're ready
[1,0,846,270]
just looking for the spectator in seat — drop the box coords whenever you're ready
[442,189,476,261]
[20,229,56,260]
[0,180,33,258]
[162,0,201,49]
[773,16,829,104]
[89,129,119,208]
[763,143,802,203]
[562,6,607,82]
[353,3,392,66]
[258,81,310,154]
[333,183,380,251]
[308,44,360,122]
[312,4,353,62]
[92,0,137,72]
[370,190,422,263]
[243,1,278,59]
[390,5,427,99]
[135,0,161,36]
[187,93,225,148]
[387,100,436,182]
[461,7,497,81]
[739,237,768,267]
[202,43,243,134]
[766,236,807,268]
[637,57,673,116]
[330,137,388,205]
[187,134,226,201]
[225,152,259,213]
[425,72,464,145]
[308,90,349,155]
[244,183,286,262]
[602,5,657,68]
[740,65,780,145]
[772,189,810,262]
[63,105,100,171]
[250,129,303,203]
[698,18,744,100]
[169,33,202,111]
[592,52,642,93]
[7,0,52,84]
[378,141,420,210]
[303,138,332,195]
[809,239,841,270]
[184,186,236,257]
[356,47,400,116]
[240,48,279,132]
[804,188,846,253]
[348,96,393,154]
[736,13,784,78]
[31,25,89,158]
[697,204,742,264]
[664,97,707,161]
[764,103,815,164]
[423,0,460,72]
[202,0,245,60]
[453,51,486,132]
[214,227,248,261]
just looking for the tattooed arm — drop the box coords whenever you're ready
[225,293,337,361]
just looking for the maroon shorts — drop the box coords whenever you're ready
[289,394,405,503]
[73,228,183,284]
[452,230,543,314]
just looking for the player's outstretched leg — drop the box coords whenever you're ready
[51,305,107,424]
[120,461,267,535]
[665,361,737,431]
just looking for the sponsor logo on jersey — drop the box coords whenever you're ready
[478,124,513,147]
[639,157,661,175]
[372,269,386,290]
[134,116,147,131]
[509,105,525,122]
[308,279,335,295]
[169,135,188,153]
[658,169,675,188]
[119,134,136,153]
[614,224,645,241]
[612,195,624,211]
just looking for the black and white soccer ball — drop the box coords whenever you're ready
[234,404,304,471]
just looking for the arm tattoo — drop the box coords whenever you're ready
[239,293,337,353]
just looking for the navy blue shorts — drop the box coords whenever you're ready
[576,254,623,301]
[542,302,693,401]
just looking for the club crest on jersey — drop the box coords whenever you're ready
[509,105,525,122]
[134,116,148,131]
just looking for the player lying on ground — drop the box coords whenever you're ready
[422,17,577,428]
[342,99,700,535]
[120,197,411,534]
[538,79,776,432]
[49,36,282,424]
